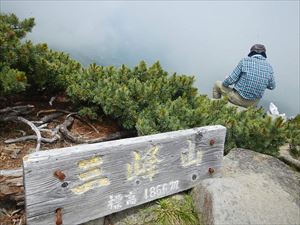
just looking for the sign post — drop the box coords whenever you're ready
[23,125,226,225]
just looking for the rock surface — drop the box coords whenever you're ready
[191,148,300,225]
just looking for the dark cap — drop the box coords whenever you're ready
[250,44,266,53]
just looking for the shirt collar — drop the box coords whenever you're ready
[251,54,266,60]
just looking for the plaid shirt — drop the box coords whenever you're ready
[223,55,276,100]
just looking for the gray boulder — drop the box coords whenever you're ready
[191,148,300,225]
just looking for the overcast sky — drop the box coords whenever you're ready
[1,1,299,116]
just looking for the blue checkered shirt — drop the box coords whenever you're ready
[222,55,276,100]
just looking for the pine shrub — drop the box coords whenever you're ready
[0,13,82,96]
[286,115,300,157]
[67,61,289,156]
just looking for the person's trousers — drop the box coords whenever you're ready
[212,81,259,108]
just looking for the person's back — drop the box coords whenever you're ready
[225,55,275,100]
[213,44,276,108]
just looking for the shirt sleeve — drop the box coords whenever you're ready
[222,59,243,87]
[267,70,276,90]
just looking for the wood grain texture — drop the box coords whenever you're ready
[23,125,226,225]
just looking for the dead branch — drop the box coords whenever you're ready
[37,109,100,133]
[37,123,48,129]
[40,112,63,123]
[76,116,100,134]
[5,135,60,144]
[0,105,34,114]
[59,116,134,144]
[37,109,75,117]
[0,105,34,121]
[32,112,63,126]
[58,116,75,140]
[17,117,41,152]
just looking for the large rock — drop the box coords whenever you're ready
[191,148,300,225]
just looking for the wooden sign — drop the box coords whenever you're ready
[23,125,226,225]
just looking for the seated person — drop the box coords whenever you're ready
[213,44,276,108]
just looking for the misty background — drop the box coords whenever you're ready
[1,1,299,117]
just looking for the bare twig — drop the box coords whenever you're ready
[32,112,63,126]
[37,109,74,117]
[0,208,10,217]
[17,117,41,151]
[38,123,48,129]
[0,105,34,121]
[78,117,100,133]
[59,116,75,140]
[37,109,99,133]
[11,209,22,216]
[59,116,134,144]
[0,105,34,114]
[40,112,63,123]
[5,135,60,144]
[66,112,77,119]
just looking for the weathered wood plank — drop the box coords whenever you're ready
[23,125,226,225]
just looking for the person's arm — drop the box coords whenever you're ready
[267,70,276,90]
[222,59,243,87]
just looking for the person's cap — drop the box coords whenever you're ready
[250,44,266,53]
